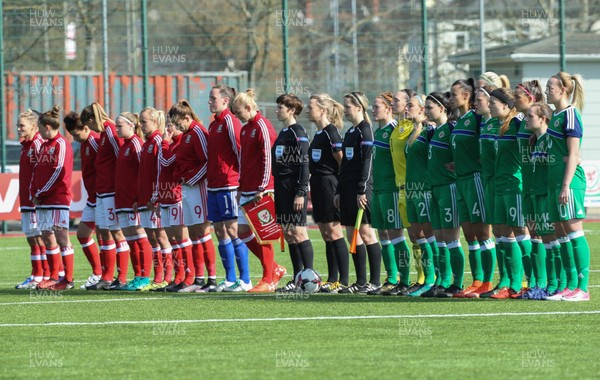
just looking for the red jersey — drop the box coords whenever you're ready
[159,133,183,205]
[239,112,276,193]
[30,133,73,209]
[95,121,123,196]
[173,121,208,186]
[80,131,100,206]
[19,132,44,211]
[115,135,143,212]
[137,130,163,207]
[207,108,242,190]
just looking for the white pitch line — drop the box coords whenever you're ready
[0,310,599,328]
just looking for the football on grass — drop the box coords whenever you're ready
[294,269,322,293]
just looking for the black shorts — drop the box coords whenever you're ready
[338,181,372,227]
[310,174,340,223]
[274,176,307,226]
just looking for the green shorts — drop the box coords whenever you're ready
[456,173,486,224]
[372,191,404,230]
[431,183,460,230]
[533,194,555,236]
[548,188,586,222]
[406,190,432,224]
[522,193,536,223]
[483,177,496,225]
[494,193,525,227]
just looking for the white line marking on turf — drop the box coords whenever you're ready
[0,310,598,328]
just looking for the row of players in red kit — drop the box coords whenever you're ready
[15,85,287,293]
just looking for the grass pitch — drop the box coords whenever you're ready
[0,226,598,380]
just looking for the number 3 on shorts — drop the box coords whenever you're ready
[444,208,452,223]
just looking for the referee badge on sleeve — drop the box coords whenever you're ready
[345,147,354,160]
[312,149,322,162]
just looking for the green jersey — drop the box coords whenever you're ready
[546,106,586,190]
[531,133,549,196]
[450,110,482,177]
[428,122,456,187]
[518,118,535,194]
[494,116,523,194]
[406,125,434,192]
[479,117,498,182]
[373,120,398,193]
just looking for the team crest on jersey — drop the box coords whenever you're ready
[125,147,131,156]
[185,135,192,143]
[275,145,284,158]
[251,129,257,138]
[345,147,354,160]
[383,132,389,139]
[27,148,34,157]
[465,119,471,126]
[147,144,154,153]
[85,147,90,155]
[217,125,223,133]
[438,131,445,138]
[48,147,55,155]
[101,137,106,145]
[312,149,322,162]
[487,125,492,131]
[554,120,560,128]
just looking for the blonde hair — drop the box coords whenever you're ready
[344,91,371,125]
[81,102,113,133]
[19,109,39,123]
[310,93,344,130]
[480,71,510,89]
[553,72,585,111]
[141,107,166,134]
[117,112,143,139]
[408,95,426,146]
[231,88,258,111]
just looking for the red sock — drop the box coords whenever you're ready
[182,241,195,285]
[152,246,164,283]
[192,240,205,278]
[40,245,49,279]
[46,246,61,280]
[201,235,216,278]
[102,240,117,282]
[163,247,173,283]
[261,243,275,283]
[129,238,142,277]
[60,245,75,282]
[78,236,102,275]
[31,245,44,281]
[58,253,65,276]
[116,240,130,283]
[173,243,185,284]
[137,237,153,279]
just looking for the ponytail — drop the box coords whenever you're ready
[167,100,201,124]
[117,112,143,139]
[344,91,371,125]
[81,102,113,133]
[141,107,167,135]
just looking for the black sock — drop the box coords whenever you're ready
[332,238,349,286]
[288,243,303,279]
[325,241,339,282]
[298,240,314,269]
[353,244,367,285]
[366,243,382,286]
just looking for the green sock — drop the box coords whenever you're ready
[418,238,435,285]
[545,243,557,292]
[467,241,483,282]
[380,242,398,285]
[480,239,496,283]
[497,239,510,288]
[429,238,441,285]
[448,240,465,288]
[569,232,590,292]
[558,237,577,290]
[438,242,452,288]
[504,238,523,292]
[517,235,533,288]
[393,237,410,286]
[553,243,566,291]
[531,239,547,288]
